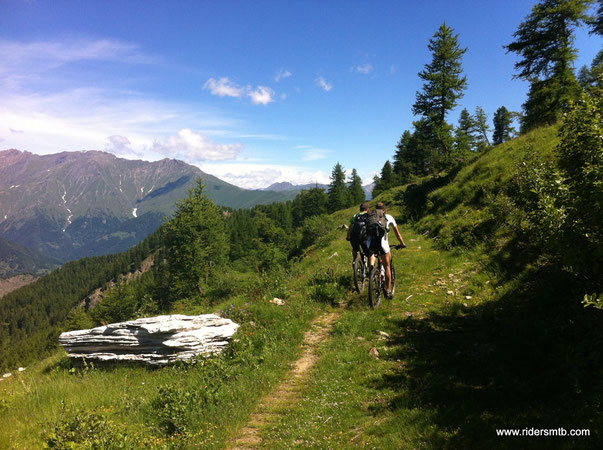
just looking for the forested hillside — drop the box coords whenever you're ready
[0,236,59,278]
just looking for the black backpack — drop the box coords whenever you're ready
[350,213,369,244]
[366,209,387,238]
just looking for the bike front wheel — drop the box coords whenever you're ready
[368,266,382,308]
[390,264,396,297]
[352,255,366,293]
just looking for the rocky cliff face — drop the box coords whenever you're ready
[0,149,295,263]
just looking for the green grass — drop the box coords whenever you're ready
[258,222,602,448]
[2,126,601,448]
[0,216,352,448]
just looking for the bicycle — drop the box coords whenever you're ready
[368,244,404,308]
[352,250,369,293]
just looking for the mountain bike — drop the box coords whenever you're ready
[352,251,369,293]
[368,245,404,308]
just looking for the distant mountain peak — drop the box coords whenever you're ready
[0,149,299,265]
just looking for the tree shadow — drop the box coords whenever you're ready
[374,265,603,449]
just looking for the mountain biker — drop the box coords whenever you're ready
[346,202,370,262]
[367,202,406,299]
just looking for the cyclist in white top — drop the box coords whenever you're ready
[369,202,406,299]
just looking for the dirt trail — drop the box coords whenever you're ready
[229,307,342,449]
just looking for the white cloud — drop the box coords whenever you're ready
[315,76,332,92]
[106,134,132,152]
[295,145,330,161]
[151,129,242,161]
[0,87,242,156]
[248,86,275,105]
[203,77,245,98]
[275,69,292,82]
[204,77,277,105]
[0,38,156,79]
[199,162,330,189]
[355,63,374,74]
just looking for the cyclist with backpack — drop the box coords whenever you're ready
[346,202,371,262]
[366,202,406,299]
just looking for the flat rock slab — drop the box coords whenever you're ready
[59,314,239,366]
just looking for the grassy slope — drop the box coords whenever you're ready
[2,126,601,448]
[0,208,353,448]
[256,127,603,448]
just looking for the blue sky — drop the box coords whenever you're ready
[1,0,601,189]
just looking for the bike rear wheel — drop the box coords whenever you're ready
[352,254,366,293]
[368,266,382,308]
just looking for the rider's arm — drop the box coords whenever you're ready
[393,225,406,248]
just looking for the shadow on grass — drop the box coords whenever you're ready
[375,265,603,449]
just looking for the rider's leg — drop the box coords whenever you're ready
[382,251,392,292]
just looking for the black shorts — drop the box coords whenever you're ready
[351,239,369,257]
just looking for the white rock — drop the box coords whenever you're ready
[2,373,11,378]
[270,298,285,306]
[17,367,26,372]
[328,252,339,259]
[464,296,472,300]
[58,314,239,366]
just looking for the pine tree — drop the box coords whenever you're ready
[588,0,602,35]
[348,169,365,205]
[412,22,468,167]
[162,178,229,299]
[393,130,416,182]
[505,0,591,131]
[291,187,328,226]
[473,106,491,151]
[454,108,476,155]
[492,106,516,145]
[328,163,350,210]
[372,160,395,197]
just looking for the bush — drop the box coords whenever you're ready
[299,214,336,250]
[510,93,602,292]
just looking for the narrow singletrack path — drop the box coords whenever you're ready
[229,307,343,449]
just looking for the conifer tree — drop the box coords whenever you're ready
[473,106,491,151]
[454,108,476,155]
[162,178,229,299]
[413,22,468,168]
[328,163,350,210]
[291,187,328,226]
[372,160,395,197]
[348,169,365,204]
[492,106,516,145]
[505,0,591,131]
[393,130,416,182]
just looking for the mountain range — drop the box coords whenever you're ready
[263,181,374,200]
[0,149,298,264]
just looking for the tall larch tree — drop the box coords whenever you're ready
[328,163,350,211]
[412,22,468,169]
[348,169,365,205]
[505,0,592,132]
